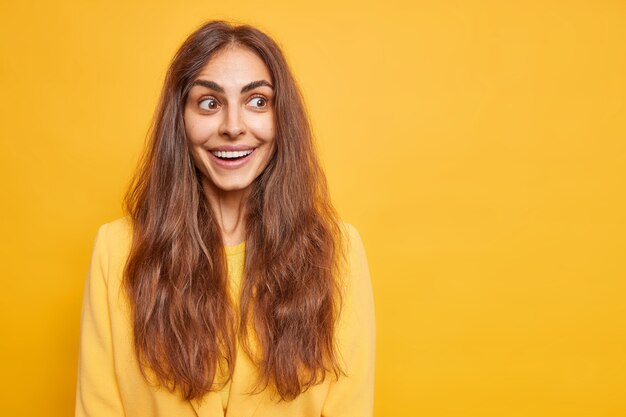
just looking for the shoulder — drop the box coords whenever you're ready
[339,221,368,268]
[90,216,133,284]
[96,216,132,241]
[340,221,362,244]
[337,222,372,299]
[94,217,132,249]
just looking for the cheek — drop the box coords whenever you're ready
[183,112,198,144]
[184,117,217,145]
[248,116,276,142]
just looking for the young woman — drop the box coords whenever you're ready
[75,20,375,417]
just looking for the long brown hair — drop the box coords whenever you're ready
[124,20,343,401]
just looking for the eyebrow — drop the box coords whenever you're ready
[191,79,274,93]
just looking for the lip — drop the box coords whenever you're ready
[208,148,256,169]
[209,145,256,151]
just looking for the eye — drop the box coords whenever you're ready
[247,96,268,109]
[199,97,220,111]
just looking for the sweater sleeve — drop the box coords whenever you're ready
[75,223,126,417]
[322,224,376,417]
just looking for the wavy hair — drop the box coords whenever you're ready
[123,20,344,401]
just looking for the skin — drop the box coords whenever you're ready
[183,45,276,246]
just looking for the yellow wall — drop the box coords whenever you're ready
[1,1,625,415]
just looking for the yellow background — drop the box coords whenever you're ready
[1,1,625,416]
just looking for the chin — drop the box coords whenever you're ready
[208,178,255,193]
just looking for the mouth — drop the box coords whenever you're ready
[210,149,254,161]
[208,148,256,169]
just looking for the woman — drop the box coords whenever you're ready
[75,20,375,417]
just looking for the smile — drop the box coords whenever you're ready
[211,149,254,159]
[208,148,256,169]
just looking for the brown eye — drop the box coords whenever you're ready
[248,96,267,109]
[199,98,220,111]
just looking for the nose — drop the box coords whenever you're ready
[218,106,246,139]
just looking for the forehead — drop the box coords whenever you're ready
[195,45,272,86]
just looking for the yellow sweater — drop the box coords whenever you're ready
[75,218,375,417]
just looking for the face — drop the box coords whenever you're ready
[183,45,276,197]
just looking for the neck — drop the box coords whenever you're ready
[202,181,248,247]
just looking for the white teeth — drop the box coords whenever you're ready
[211,149,253,159]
